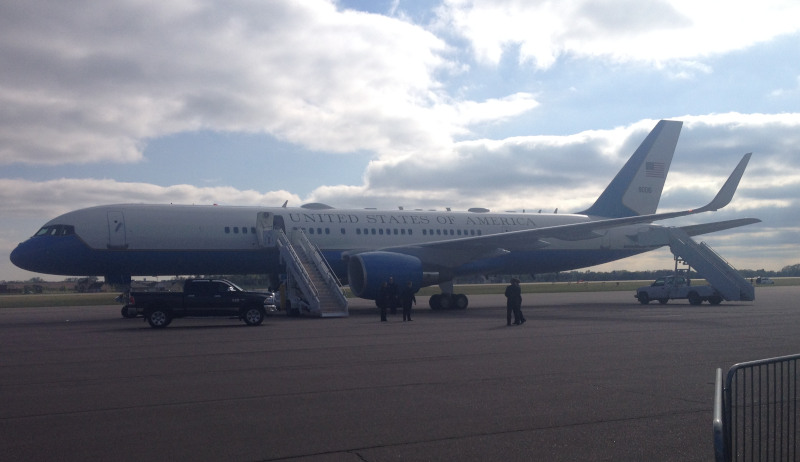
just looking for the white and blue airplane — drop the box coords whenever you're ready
[10,120,759,309]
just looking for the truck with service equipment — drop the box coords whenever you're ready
[635,274,722,305]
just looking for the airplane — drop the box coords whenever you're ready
[10,120,760,311]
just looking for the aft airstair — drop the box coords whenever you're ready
[666,227,754,302]
[273,229,348,317]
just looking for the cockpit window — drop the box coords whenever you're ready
[34,225,75,237]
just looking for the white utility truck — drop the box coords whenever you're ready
[635,274,722,305]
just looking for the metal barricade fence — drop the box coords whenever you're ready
[714,354,800,462]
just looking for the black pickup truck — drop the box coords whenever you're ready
[126,279,277,328]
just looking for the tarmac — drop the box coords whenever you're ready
[1,286,798,461]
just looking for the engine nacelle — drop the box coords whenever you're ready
[347,252,423,300]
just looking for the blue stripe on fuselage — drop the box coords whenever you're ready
[12,234,646,283]
[11,234,282,277]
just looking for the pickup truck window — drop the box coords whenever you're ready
[213,281,233,293]
[187,281,211,295]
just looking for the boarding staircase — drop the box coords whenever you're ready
[667,227,754,302]
[271,229,348,317]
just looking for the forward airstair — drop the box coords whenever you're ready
[667,227,754,302]
[272,230,348,317]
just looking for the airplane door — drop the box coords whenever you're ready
[107,211,128,249]
[257,212,286,247]
[257,212,274,246]
[273,215,285,233]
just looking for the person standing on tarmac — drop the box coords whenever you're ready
[377,281,389,322]
[504,278,525,326]
[386,276,399,315]
[400,281,416,321]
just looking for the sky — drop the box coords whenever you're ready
[2,0,799,281]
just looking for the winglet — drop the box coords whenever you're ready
[694,153,752,213]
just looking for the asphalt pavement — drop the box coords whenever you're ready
[1,287,798,461]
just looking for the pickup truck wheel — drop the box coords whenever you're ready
[658,298,669,305]
[146,309,172,328]
[688,292,703,305]
[243,307,265,326]
[708,295,722,305]
[637,292,650,305]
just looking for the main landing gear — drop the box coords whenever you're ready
[429,293,469,310]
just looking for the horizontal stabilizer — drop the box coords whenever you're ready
[680,218,761,237]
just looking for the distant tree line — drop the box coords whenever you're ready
[5,263,798,292]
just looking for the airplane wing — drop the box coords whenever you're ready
[376,153,755,267]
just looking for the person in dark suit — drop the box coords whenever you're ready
[400,281,416,321]
[377,281,389,322]
[504,278,525,325]
[386,276,399,315]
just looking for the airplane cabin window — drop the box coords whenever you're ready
[340,228,345,234]
[225,227,230,234]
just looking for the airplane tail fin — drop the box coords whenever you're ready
[579,120,683,218]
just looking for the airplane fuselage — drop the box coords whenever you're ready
[10,203,653,284]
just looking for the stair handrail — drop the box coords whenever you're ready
[290,231,348,309]
[667,227,754,301]
[276,231,319,302]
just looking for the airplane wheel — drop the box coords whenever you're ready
[242,307,265,326]
[438,294,452,309]
[429,294,441,310]
[454,293,468,309]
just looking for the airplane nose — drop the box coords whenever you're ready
[10,240,37,271]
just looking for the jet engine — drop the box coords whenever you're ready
[347,251,423,300]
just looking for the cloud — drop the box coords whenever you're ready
[438,0,800,70]
[0,178,301,220]
[327,114,800,213]
[0,0,539,167]
[2,113,798,279]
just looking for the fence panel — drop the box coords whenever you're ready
[722,354,800,462]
